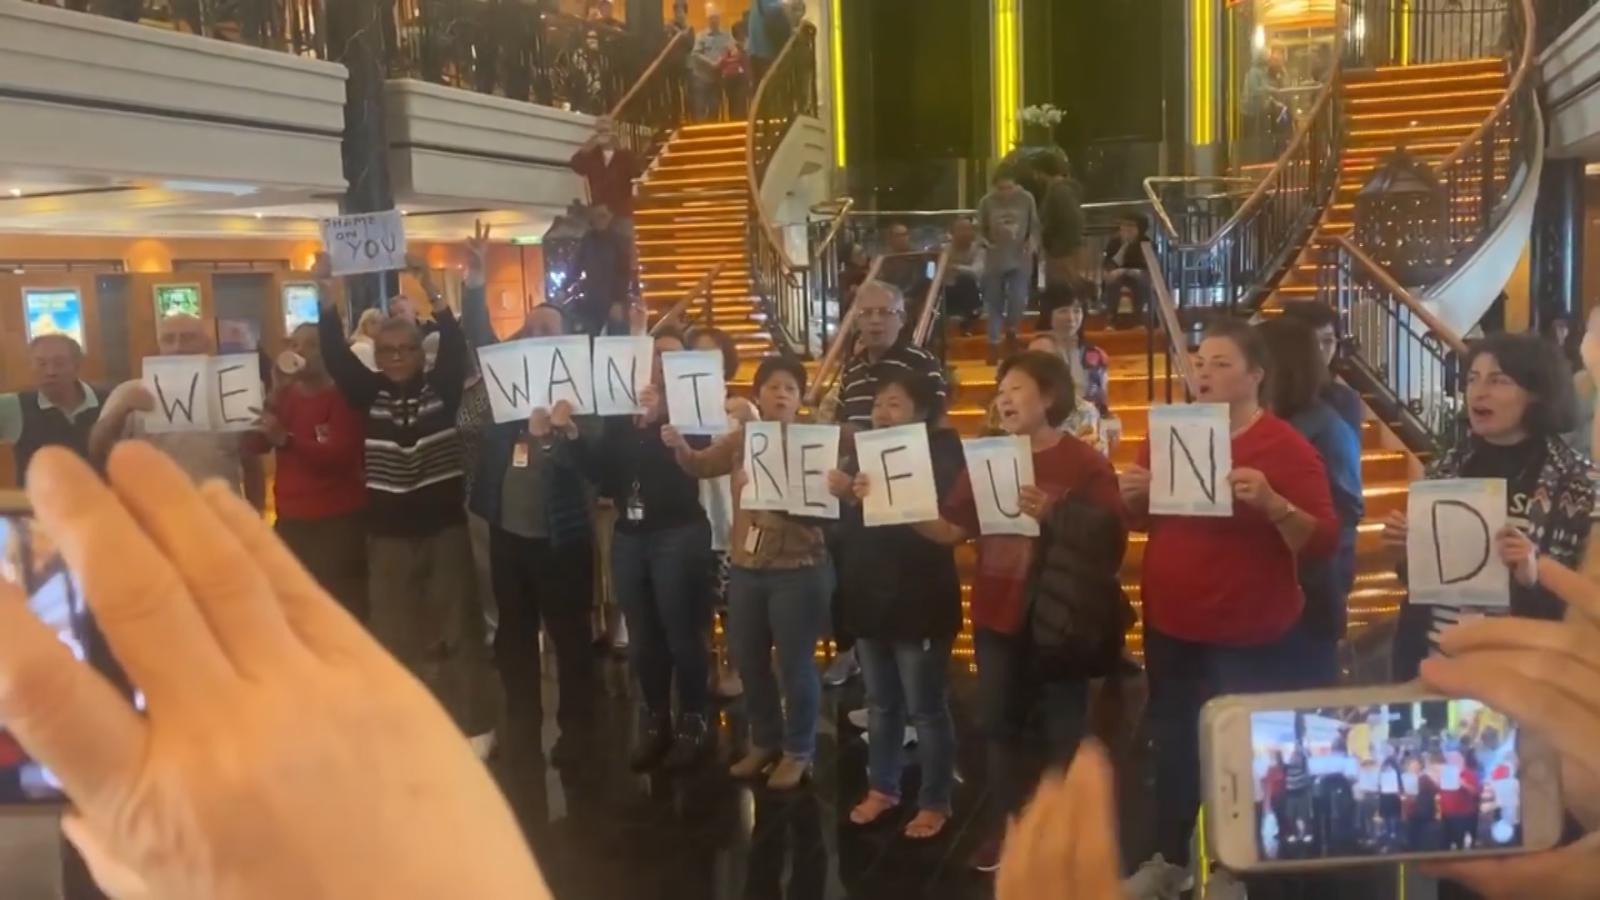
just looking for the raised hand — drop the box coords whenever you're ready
[1381,509,1408,551]
[465,221,491,287]
[660,424,685,450]
[826,469,854,502]
[550,400,577,438]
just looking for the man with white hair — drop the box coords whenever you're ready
[89,313,265,509]
[689,7,733,120]
[0,334,104,483]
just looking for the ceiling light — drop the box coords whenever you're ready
[7,188,20,198]
[254,212,264,219]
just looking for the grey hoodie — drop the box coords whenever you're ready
[976,187,1040,272]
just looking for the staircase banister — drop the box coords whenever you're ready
[1437,0,1538,171]
[1140,241,1199,396]
[746,21,818,279]
[1142,69,1339,252]
[607,28,693,120]
[803,252,887,408]
[650,262,727,335]
[810,197,857,264]
[910,245,954,348]
[1328,236,1469,356]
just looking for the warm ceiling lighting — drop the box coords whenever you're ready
[254,212,264,219]
[7,188,20,198]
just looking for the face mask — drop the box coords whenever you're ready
[277,351,306,376]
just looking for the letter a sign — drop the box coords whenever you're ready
[1406,478,1511,608]
[1149,404,1233,517]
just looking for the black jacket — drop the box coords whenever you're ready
[1024,492,1132,679]
[836,427,964,642]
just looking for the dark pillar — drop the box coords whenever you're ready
[326,0,399,317]
[1529,158,1584,334]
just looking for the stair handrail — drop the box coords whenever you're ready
[1318,234,1468,456]
[1429,0,1538,265]
[650,262,727,335]
[1140,54,1342,318]
[1139,241,1199,402]
[803,253,886,408]
[910,245,955,349]
[810,197,857,265]
[606,29,694,158]
[745,21,819,357]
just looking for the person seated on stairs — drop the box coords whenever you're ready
[907,350,1124,873]
[1258,317,1365,688]
[1279,299,1365,433]
[663,357,831,791]
[1099,214,1150,329]
[828,365,963,841]
[977,172,1041,363]
[944,217,986,336]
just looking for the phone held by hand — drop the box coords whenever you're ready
[1199,683,1563,873]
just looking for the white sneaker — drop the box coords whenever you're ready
[846,707,869,730]
[1122,853,1192,900]
[1203,868,1248,900]
[822,648,860,687]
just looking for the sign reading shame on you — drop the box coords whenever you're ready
[320,210,407,277]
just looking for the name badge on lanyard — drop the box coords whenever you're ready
[512,439,530,469]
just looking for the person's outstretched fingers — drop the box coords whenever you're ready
[0,579,145,811]
[1538,557,1600,627]
[60,813,151,900]
[1422,831,1600,899]
[105,444,306,678]
[26,447,234,702]
[1420,656,1600,765]
[197,482,380,665]
[1062,741,1123,898]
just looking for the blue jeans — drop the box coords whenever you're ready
[857,637,957,814]
[981,262,1032,345]
[974,628,1087,828]
[1144,625,1323,867]
[727,564,830,758]
[612,521,713,720]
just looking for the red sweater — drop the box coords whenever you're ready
[255,384,366,521]
[943,434,1123,636]
[1135,412,1337,646]
[570,145,640,218]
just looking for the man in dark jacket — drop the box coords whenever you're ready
[1101,214,1151,328]
[574,204,634,335]
[1041,172,1085,288]
[0,334,103,484]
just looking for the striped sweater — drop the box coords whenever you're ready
[321,303,466,537]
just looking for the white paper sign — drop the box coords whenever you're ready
[1406,478,1510,607]
[855,423,939,527]
[740,422,790,511]
[476,336,594,424]
[140,354,264,434]
[787,424,841,519]
[592,335,653,416]
[319,210,407,276]
[661,350,728,436]
[1149,404,1234,517]
[962,435,1039,536]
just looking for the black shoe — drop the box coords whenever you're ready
[628,715,674,772]
[660,713,711,770]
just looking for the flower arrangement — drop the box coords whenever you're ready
[1019,104,1066,127]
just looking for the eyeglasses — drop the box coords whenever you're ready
[376,344,420,359]
[856,307,902,320]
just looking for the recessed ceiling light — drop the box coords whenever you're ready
[254,212,264,219]
[7,189,20,198]
[400,209,409,216]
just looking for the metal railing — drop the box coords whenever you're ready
[746,22,818,358]
[803,254,885,408]
[1143,71,1342,320]
[802,198,856,358]
[1318,236,1467,456]
[1141,241,1198,405]
[607,28,694,158]
[32,0,326,56]
[650,263,726,335]
[1340,0,1511,68]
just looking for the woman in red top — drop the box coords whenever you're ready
[914,350,1123,871]
[1120,318,1338,878]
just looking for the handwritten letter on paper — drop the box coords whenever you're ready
[787,424,841,519]
[320,210,407,277]
[1149,404,1233,517]
[140,355,264,434]
[854,423,938,527]
[741,421,791,512]
[476,337,595,424]
[661,350,728,436]
[962,435,1039,537]
[1406,478,1510,607]
[592,335,653,416]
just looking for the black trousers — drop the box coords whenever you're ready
[489,527,596,729]
[276,513,369,622]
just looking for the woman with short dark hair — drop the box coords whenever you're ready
[1385,332,1595,681]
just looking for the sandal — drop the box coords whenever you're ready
[903,809,950,840]
[848,790,900,826]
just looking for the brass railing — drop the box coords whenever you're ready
[1317,236,1467,456]
[1140,241,1199,405]
[803,254,884,409]
[31,0,325,56]
[607,28,694,158]
[745,22,818,357]
[650,263,726,335]
[802,197,856,358]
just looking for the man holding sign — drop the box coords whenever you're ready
[661,357,833,791]
[90,313,266,509]
[1118,319,1338,880]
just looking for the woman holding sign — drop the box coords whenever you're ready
[662,356,833,791]
[903,350,1124,871]
[1383,333,1595,683]
[1119,318,1338,884]
[827,366,964,839]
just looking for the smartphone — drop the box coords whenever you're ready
[0,491,91,805]
[1200,684,1564,873]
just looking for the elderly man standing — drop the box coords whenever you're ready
[315,254,498,751]
[90,314,265,509]
[689,9,733,121]
[569,117,641,246]
[0,334,104,483]
[822,279,949,687]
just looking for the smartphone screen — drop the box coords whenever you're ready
[1249,699,1524,861]
[0,511,87,804]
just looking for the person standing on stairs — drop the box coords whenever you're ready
[1281,300,1365,433]
[745,0,793,84]
[976,172,1041,364]
[573,204,634,337]
[569,118,640,246]
[825,279,949,688]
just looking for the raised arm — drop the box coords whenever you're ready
[662,425,739,479]
[459,221,498,350]
[87,380,151,465]
[314,258,382,411]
